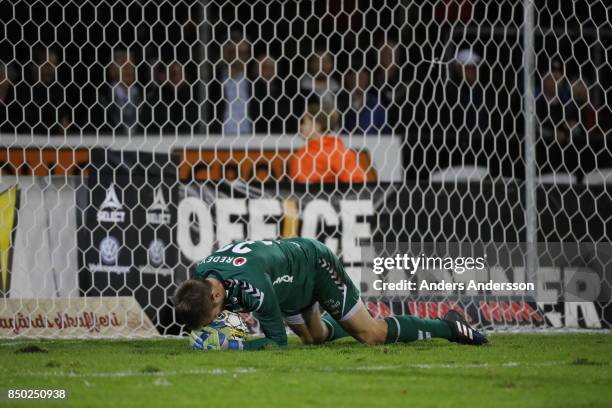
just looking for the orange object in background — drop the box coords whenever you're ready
[178,149,289,182]
[0,145,375,183]
[0,148,90,176]
[288,134,368,183]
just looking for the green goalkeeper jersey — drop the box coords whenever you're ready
[193,238,321,348]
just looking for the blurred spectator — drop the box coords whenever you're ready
[0,62,15,133]
[100,49,145,134]
[535,59,572,139]
[567,78,611,139]
[0,63,12,103]
[373,40,403,104]
[289,104,366,183]
[208,31,253,135]
[403,48,497,180]
[372,39,405,131]
[21,49,70,135]
[535,61,579,174]
[338,68,387,134]
[146,61,167,133]
[446,49,490,133]
[159,62,197,133]
[435,0,473,23]
[147,61,195,133]
[300,47,340,113]
[251,54,290,134]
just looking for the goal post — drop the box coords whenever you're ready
[0,0,611,337]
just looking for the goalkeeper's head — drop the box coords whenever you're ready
[174,279,224,329]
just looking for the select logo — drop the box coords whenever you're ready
[97,184,126,223]
[146,187,171,225]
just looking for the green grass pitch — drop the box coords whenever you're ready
[1,333,611,407]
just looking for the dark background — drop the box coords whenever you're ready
[0,0,610,181]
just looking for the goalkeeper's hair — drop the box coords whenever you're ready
[173,279,214,329]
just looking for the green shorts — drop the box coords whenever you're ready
[310,239,361,322]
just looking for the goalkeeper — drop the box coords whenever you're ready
[174,238,487,351]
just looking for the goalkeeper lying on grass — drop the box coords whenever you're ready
[174,238,487,351]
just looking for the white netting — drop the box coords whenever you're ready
[0,0,611,337]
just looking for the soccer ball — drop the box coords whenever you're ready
[209,310,248,340]
[189,310,249,350]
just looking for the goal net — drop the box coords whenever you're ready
[1,0,611,337]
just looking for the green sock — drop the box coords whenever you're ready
[384,315,452,343]
[321,314,350,342]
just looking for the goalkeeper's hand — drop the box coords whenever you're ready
[190,328,244,351]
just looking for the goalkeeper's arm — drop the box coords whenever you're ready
[243,276,288,350]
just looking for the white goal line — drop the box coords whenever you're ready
[3,361,568,379]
